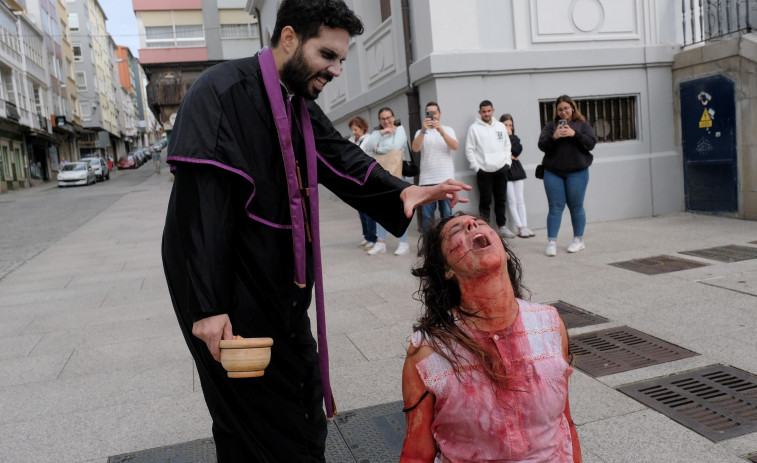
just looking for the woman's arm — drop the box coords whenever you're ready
[510,134,523,158]
[571,121,597,152]
[400,345,437,462]
[537,122,557,153]
[560,318,582,463]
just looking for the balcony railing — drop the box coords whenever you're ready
[683,0,756,45]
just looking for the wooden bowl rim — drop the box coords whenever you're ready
[219,337,274,349]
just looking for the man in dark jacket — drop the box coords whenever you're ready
[162,0,470,460]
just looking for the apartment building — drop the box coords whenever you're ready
[131,59,159,148]
[54,0,81,168]
[133,0,260,136]
[68,0,119,159]
[116,45,139,152]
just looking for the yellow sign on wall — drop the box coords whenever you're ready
[699,109,712,128]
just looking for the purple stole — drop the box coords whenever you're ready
[258,47,336,418]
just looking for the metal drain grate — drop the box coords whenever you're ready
[609,254,709,275]
[570,326,698,377]
[107,437,217,462]
[680,245,757,263]
[619,364,757,442]
[331,400,405,462]
[546,300,609,329]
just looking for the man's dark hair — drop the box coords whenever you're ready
[271,0,364,46]
[426,101,440,112]
[479,100,493,109]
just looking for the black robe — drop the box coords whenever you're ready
[162,54,411,461]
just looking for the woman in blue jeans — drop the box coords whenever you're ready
[537,95,597,257]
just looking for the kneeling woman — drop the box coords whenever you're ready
[401,213,581,462]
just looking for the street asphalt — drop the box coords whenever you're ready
[0,164,756,462]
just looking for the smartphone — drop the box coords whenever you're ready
[426,111,434,119]
[558,119,568,126]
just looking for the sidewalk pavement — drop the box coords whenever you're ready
[0,169,756,462]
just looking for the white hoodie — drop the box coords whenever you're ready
[464,118,512,173]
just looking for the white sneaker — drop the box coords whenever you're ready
[567,237,585,253]
[367,242,386,255]
[525,228,535,237]
[499,226,516,239]
[518,228,530,238]
[546,240,557,257]
[357,239,369,248]
[364,242,375,250]
[394,242,410,256]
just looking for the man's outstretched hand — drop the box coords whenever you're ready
[192,313,234,362]
[400,179,472,218]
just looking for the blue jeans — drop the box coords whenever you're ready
[543,168,589,240]
[421,199,452,232]
[359,212,377,243]
[377,224,408,243]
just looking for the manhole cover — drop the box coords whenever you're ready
[546,300,609,329]
[619,364,757,442]
[570,326,698,377]
[680,245,757,263]
[332,401,405,462]
[609,255,709,275]
[108,437,216,462]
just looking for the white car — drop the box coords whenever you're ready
[57,161,96,187]
[82,157,110,181]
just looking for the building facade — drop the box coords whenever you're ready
[133,0,261,136]
[251,0,693,228]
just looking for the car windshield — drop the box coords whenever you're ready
[63,163,86,171]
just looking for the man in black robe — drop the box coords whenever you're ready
[162,0,469,461]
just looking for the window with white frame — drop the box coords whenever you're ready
[68,13,78,32]
[75,71,86,91]
[144,11,205,48]
[72,44,82,61]
[80,101,90,121]
[220,23,258,39]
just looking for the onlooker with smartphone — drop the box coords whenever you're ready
[537,95,597,257]
[465,100,513,238]
[500,114,534,238]
[411,102,459,233]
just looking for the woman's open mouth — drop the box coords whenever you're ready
[471,233,490,250]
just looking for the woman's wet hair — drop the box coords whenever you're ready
[411,212,530,383]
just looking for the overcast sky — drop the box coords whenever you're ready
[98,0,140,58]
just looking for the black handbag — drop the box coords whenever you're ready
[402,159,419,177]
[535,164,544,179]
[505,160,527,181]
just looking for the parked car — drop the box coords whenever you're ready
[58,161,96,187]
[82,157,110,181]
[118,154,137,170]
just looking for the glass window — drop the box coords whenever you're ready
[221,24,258,39]
[538,95,638,143]
[68,13,78,32]
[14,148,23,180]
[75,71,86,91]
[72,44,82,61]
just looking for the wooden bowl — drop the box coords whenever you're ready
[219,337,274,378]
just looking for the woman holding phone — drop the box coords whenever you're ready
[537,95,597,257]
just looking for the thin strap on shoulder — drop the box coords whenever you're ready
[402,390,430,413]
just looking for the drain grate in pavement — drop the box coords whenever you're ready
[570,326,698,377]
[680,245,757,263]
[609,254,709,275]
[107,401,406,463]
[107,437,216,462]
[619,364,757,442]
[546,300,608,329]
[331,400,405,462]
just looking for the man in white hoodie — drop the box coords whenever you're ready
[465,100,514,237]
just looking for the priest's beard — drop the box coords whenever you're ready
[280,45,332,100]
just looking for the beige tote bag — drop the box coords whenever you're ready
[374,149,403,179]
